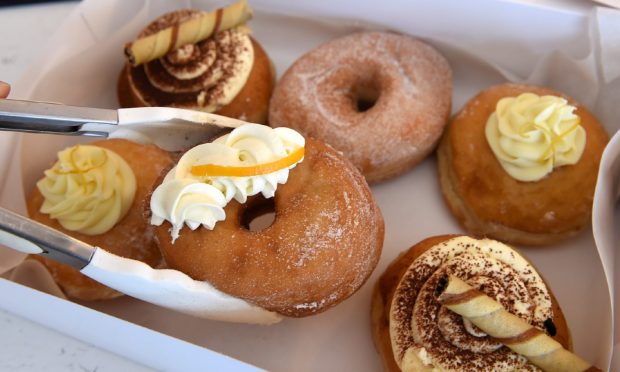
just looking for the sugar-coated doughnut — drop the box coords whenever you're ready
[154,138,385,317]
[437,83,609,246]
[269,31,452,182]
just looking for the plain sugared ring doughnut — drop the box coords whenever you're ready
[154,138,385,317]
[269,31,452,183]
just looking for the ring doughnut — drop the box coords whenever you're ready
[154,138,385,317]
[269,31,452,182]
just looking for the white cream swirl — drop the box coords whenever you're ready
[37,145,136,235]
[485,93,586,182]
[150,124,305,242]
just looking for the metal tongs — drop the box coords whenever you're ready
[0,98,249,150]
[0,99,281,324]
[0,207,279,323]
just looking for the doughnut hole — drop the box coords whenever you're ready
[352,78,382,113]
[240,196,276,232]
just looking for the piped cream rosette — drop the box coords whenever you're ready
[390,236,555,371]
[37,145,136,235]
[150,124,305,242]
[485,93,586,182]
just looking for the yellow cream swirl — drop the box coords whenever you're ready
[485,93,586,182]
[37,145,136,235]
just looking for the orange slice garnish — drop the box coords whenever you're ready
[191,147,305,177]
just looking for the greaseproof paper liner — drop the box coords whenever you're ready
[1,0,619,370]
[593,128,620,371]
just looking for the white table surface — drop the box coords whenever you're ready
[0,2,150,370]
[0,0,605,371]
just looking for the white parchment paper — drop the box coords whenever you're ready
[1,0,619,370]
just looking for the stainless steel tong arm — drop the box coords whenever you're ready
[0,99,118,137]
[0,207,95,269]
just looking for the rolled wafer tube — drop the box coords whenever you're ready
[124,0,252,66]
[435,275,599,372]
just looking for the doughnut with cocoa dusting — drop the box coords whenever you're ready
[118,8,274,123]
[371,235,571,371]
[269,31,452,182]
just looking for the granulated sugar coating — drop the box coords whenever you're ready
[269,31,452,183]
[155,139,385,317]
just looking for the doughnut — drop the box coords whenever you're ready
[27,139,174,300]
[269,31,452,183]
[371,235,571,371]
[437,83,609,246]
[152,132,385,317]
[118,8,275,124]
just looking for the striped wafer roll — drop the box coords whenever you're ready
[436,275,598,372]
[125,0,252,66]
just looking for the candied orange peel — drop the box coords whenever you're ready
[191,146,304,177]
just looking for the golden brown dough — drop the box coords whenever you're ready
[371,235,571,372]
[118,9,274,124]
[437,83,609,246]
[155,138,385,317]
[28,139,173,301]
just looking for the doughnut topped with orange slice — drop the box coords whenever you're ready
[150,124,384,317]
[150,123,306,242]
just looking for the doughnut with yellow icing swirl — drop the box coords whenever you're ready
[371,235,571,372]
[437,83,608,246]
[118,9,274,124]
[27,139,174,301]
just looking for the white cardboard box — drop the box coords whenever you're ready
[1,0,618,370]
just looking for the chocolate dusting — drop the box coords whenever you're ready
[128,27,251,109]
[390,238,554,371]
